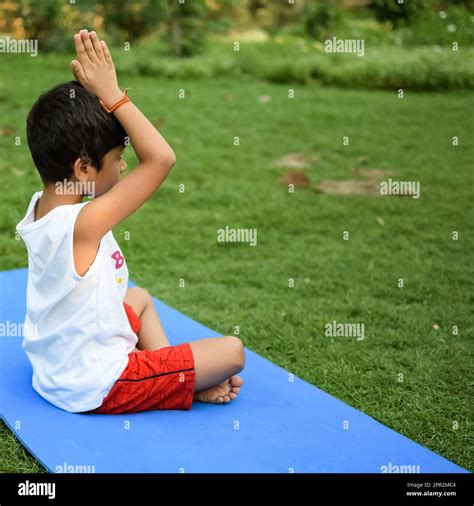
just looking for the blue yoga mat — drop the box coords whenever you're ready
[0,268,466,473]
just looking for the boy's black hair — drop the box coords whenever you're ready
[26,81,126,183]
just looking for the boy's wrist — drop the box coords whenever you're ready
[99,89,126,111]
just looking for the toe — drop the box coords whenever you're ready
[230,386,240,394]
[229,392,237,400]
[230,375,244,387]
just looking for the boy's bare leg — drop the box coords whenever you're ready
[189,336,245,404]
[124,287,170,350]
[125,288,246,403]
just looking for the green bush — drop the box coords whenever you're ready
[394,6,474,46]
[114,37,474,91]
[117,53,241,81]
[262,58,312,84]
[311,47,474,91]
[256,46,474,91]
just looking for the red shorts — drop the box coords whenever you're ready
[86,303,195,414]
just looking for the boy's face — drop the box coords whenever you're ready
[94,146,127,196]
[75,145,127,197]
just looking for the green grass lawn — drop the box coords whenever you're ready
[0,53,473,472]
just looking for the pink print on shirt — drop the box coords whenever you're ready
[111,250,124,269]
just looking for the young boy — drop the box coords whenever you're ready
[16,29,245,414]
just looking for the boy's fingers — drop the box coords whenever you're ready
[80,30,98,62]
[100,40,113,65]
[89,31,104,60]
[70,60,86,83]
[73,33,90,64]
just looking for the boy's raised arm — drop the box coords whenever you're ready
[71,29,176,242]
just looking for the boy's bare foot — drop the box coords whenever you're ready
[194,375,244,404]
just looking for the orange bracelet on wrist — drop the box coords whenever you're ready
[99,88,131,113]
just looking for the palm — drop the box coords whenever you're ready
[71,29,121,105]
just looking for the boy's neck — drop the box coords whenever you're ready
[35,185,84,221]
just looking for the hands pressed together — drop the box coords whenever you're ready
[71,29,124,110]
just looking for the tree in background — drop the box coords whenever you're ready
[166,0,209,57]
[102,0,210,57]
[205,0,243,34]
[0,0,210,57]
[18,0,62,40]
[247,0,299,34]
[5,0,473,57]
[369,0,433,27]
[301,0,341,40]
[100,0,164,43]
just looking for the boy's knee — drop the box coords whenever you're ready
[223,336,245,371]
[133,287,151,304]
[143,289,152,305]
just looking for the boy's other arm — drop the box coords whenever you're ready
[72,30,176,242]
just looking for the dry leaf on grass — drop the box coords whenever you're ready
[0,126,14,136]
[275,152,318,169]
[279,171,310,188]
[355,168,393,180]
[10,167,26,176]
[152,117,166,128]
[315,179,381,196]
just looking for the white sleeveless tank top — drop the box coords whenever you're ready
[16,191,138,412]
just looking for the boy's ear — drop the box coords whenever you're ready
[72,157,96,181]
